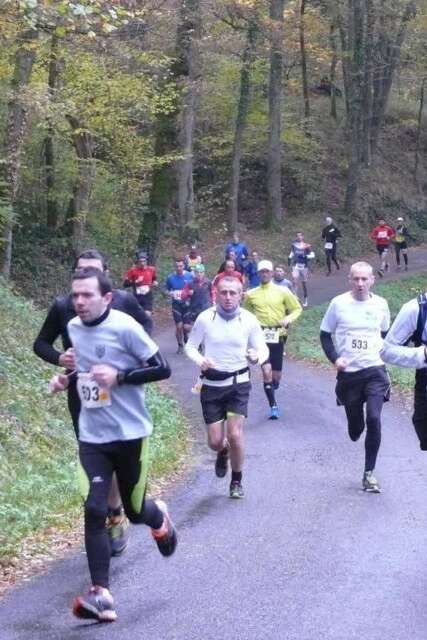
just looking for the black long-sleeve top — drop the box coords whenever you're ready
[33,288,153,366]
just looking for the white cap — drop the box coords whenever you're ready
[397,217,403,221]
[257,259,273,272]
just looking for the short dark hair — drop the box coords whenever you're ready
[175,257,184,264]
[73,249,107,271]
[72,267,112,295]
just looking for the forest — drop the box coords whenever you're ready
[1,0,427,299]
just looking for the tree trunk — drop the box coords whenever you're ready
[329,22,338,120]
[44,34,61,228]
[414,78,426,186]
[228,20,258,232]
[360,0,374,166]
[266,0,285,228]
[299,0,310,123]
[0,29,38,279]
[370,1,416,155]
[175,0,201,239]
[65,115,96,253]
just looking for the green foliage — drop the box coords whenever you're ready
[287,274,427,391]
[0,281,188,561]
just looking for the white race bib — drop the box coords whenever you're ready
[136,285,149,295]
[263,327,280,343]
[295,263,306,270]
[172,290,183,301]
[377,230,387,239]
[345,333,377,354]
[324,242,333,250]
[77,373,111,410]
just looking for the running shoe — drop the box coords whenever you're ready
[229,481,244,499]
[151,500,178,557]
[176,344,184,354]
[269,405,280,420]
[72,586,117,622]
[302,298,308,308]
[107,514,130,557]
[362,471,381,493]
[215,449,229,478]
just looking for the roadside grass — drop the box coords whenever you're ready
[286,274,427,391]
[0,280,187,563]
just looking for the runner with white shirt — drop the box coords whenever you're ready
[185,276,269,499]
[380,293,427,450]
[320,262,391,492]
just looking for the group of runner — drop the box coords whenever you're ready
[31,214,419,624]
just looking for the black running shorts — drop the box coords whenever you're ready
[200,382,251,424]
[136,290,153,311]
[267,337,287,372]
[335,365,391,407]
[172,302,192,324]
[376,245,389,256]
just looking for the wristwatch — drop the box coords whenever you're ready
[116,370,126,385]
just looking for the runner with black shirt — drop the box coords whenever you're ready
[394,217,409,270]
[33,249,152,556]
[321,216,341,275]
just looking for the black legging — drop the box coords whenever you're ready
[325,245,339,273]
[344,394,385,471]
[79,438,164,588]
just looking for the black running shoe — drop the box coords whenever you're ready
[72,586,117,622]
[229,481,244,499]
[215,449,229,478]
[151,500,178,557]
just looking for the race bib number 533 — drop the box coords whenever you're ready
[345,333,376,353]
[77,373,111,409]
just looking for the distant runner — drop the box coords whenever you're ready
[245,260,302,419]
[182,263,213,324]
[48,267,176,622]
[321,216,341,276]
[184,244,203,272]
[394,217,409,271]
[123,250,158,318]
[370,219,395,277]
[244,250,261,289]
[224,232,249,268]
[288,232,315,307]
[320,262,391,493]
[185,276,269,499]
[273,264,294,292]
[165,259,193,354]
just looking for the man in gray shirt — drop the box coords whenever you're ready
[49,267,177,623]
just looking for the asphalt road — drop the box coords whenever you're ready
[2,250,427,639]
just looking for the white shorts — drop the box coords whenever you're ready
[292,266,308,282]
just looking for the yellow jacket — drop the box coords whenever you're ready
[244,281,302,336]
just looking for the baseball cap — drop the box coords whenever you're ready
[257,259,273,272]
[135,250,147,260]
[195,263,205,272]
[397,217,403,221]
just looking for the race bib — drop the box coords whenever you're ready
[295,263,306,270]
[263,327,280,343]
[345,333,377,354]
[77,373,111,410]
[377,230,387,238]
[324,242,333,250]
[136,285,149,295]
[172,290,183,301]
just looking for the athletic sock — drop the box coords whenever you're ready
[302,282,308,299]
[231,471,242,483]
[404,254,408,266]
[273,380,280,390]
[263,382,276,407]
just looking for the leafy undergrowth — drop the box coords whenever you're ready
[286,274,427,391]
[0,280,187,565]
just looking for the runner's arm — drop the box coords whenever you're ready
[33,301,64,366]
[185,317,206,366]
[117,350,171,385]
[248,320,270,364]
[283,290,302,324]
[380,300,427,368]
[320,330,339,364]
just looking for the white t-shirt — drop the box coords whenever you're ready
[320,291,390,372]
